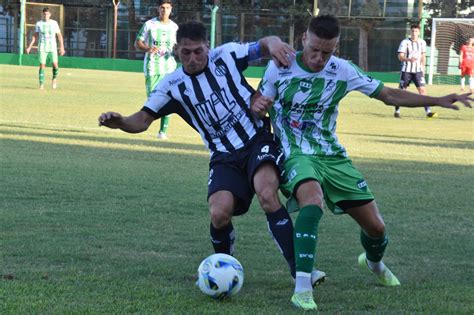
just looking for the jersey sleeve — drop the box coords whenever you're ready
[397,39,407,54]
[421,39,427,53]
[137,22,148,42]
[35,21,41,33]
[220,42,250,72]
[141,77,178,118]
[258,61,279,99]
[346,62,384,98]
[53,21,60,34]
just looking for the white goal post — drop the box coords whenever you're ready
[428,18,474,85]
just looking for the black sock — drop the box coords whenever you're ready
[266,206,296,278]
[210,222,235,255]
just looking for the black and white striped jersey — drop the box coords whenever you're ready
[398,38,426,73]
[142,42,263,154]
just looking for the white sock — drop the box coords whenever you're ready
[367,259,385,274]
[294,272,312,293]
[469,77,474,90]
[461,77,465,90]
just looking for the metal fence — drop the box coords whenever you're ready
[1,0,430,71]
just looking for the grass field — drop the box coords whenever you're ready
[1,64,473,314]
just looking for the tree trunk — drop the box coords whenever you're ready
[358,25,370,71]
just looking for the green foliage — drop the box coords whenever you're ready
[1,65,473,314]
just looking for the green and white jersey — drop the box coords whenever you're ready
[35,19,60,52]
[137,18,178,77]
[259,52,384,158]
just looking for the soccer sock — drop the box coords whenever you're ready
[210,222,235,256]
[295,272,312,293]
[294,205,323,274]
[360,230,388,273]
[266,206,296,278]
[52,67,59,79]
[160,115,170,134]
[394,106,400,113]
[469,77,474,90]
[461,77,465,89]
[39,68,45,85]
[425,106,432,114]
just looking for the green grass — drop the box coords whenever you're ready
[1,64,473,314]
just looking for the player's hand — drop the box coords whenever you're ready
[436,93,473,110]
[98,111,124,128]
[251,94,273,118]
[59,48,65,56]
[148,46,160,54]
[267,38,295,68]
[26,47,31,54]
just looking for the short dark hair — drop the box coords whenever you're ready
[308,15,340,40]
[158,0,172,6]
[410,24,420,30]
[42,7,50,13]
[177,21,208,43]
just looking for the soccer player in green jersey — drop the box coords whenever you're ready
[252,15,472,311]
[26,7,65,90]
[135,0,178,139]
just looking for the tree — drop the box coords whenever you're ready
[355,0,382,71]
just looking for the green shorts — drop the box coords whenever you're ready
[39,50,58,64]
[145,74,168,97]
[282,154,374,214]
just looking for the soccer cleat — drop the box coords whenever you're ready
[358,253,400,286]
[292,269,326,287]
[394,112,401,118]
[39,84,44,90]
[311,269,326,287]
[157,132,168,139]
[426,112,438,119]
[291,290,317,311]
[52,79,57,89]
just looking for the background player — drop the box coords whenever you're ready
[135,0,178,139]
[394,24,437,118]
[252,15,472,311]
[459,37,474,93]
[26,7,65,90]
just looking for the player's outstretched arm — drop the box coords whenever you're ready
[375,86,473,110]
[98,110,154,133]
[258,36,295,68]
[251,91,274,119]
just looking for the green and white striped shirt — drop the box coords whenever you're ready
[35,19,60,52]
[259,53,384,158]
[137,18,178,77]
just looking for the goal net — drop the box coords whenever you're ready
[428,18,474,85]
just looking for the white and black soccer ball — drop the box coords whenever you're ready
[197,253,244,299]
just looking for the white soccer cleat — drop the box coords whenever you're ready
[157,132,168,139]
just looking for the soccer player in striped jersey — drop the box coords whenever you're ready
[135,0,178,139]
[252,15,472,311]
[459,37,474,93]
[26,7,65,90]
[395,24,437,118]
[99,21,326,287]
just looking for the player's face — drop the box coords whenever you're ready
[42,11,51,21]
[175,38,209,75]
[158,3,172,20]
[410,28,420,40]
[301,31,338,72]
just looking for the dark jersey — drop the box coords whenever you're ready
[142,42,264,154]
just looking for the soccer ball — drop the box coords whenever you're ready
[197,253,244,299]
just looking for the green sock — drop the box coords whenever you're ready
[360,230,388,262]
[39,68,45,85]
[160,115,170,133]
[52,67,59,79]
[294,205,323,273]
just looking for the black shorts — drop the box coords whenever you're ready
[399,71,425,89]
[207,131,283,216]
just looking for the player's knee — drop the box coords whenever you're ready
[366,221,386,238]
[255,185,279,212]
[209,205,233,228]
